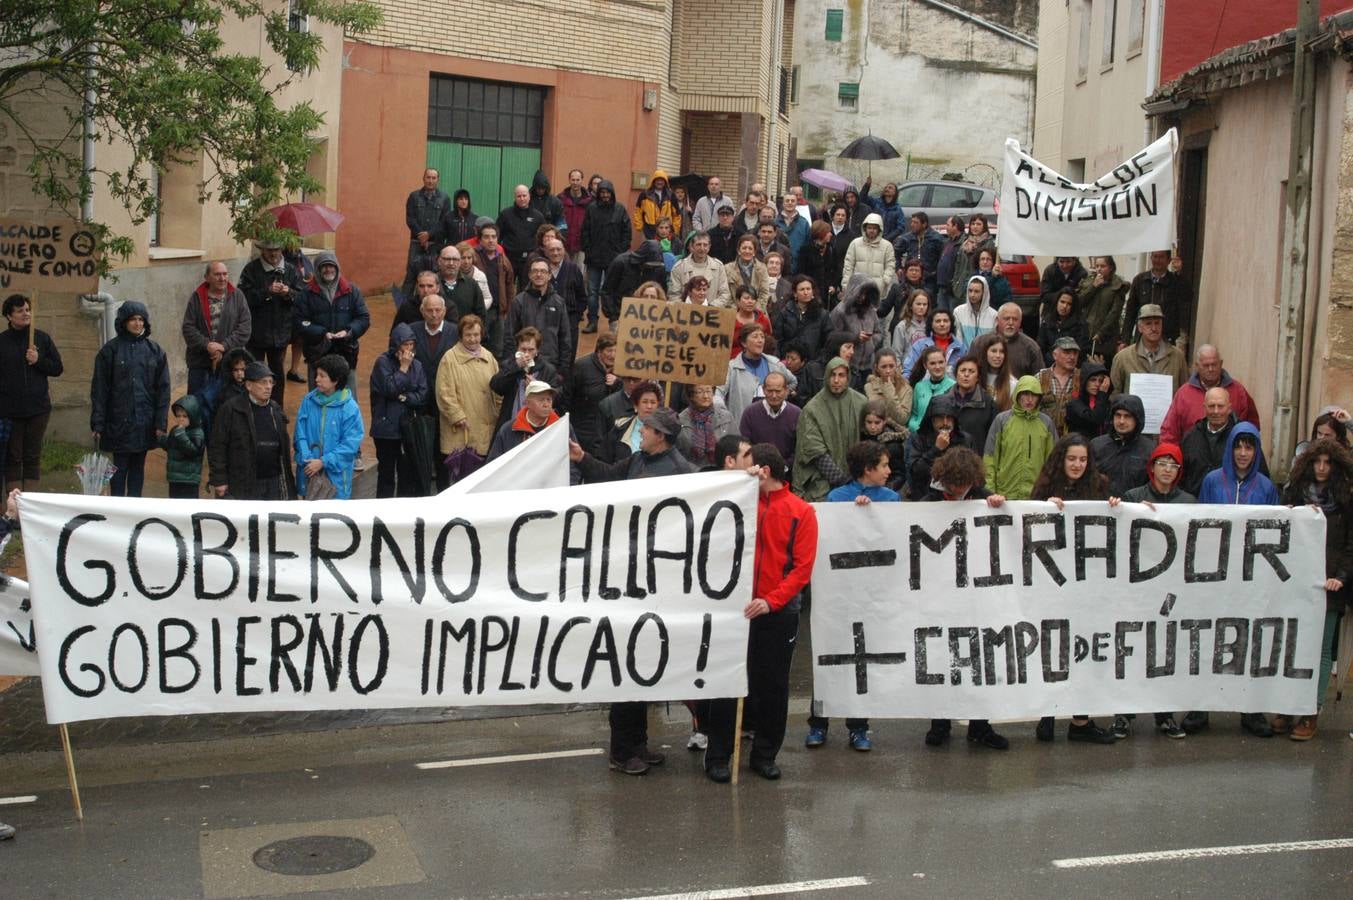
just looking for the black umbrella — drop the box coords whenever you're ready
[839,134,901,178]
[399,411,439,495]
[668,172,707,202]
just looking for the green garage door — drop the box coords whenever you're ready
[426,75,544,216]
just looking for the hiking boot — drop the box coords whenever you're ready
[925,720,951,747]
[1270,714,1293,735]
[705,761,731,783]
[1290,715,1318,741]
[1240,713,1274,737]
[609,755,649,775]
[1181,711,1209,734]
[1156,716,1187,739]
[848,729,872,752]
[804,727,827,748]
[1111,715,1131,739]
[1035,716,1055,742]
[1067,720,1116,744]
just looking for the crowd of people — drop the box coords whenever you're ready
[0,166,1349,803]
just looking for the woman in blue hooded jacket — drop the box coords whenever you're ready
[295,353,366,499]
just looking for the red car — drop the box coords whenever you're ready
[999,253,1042,336]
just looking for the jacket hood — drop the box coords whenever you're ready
[1014,374,1043,399]
[596,179,616,205]
[825,356,850,377]
[388,322,416,352]
[222,346,255,371]
[172,393,204,428]
[532,169,551,194]
[648,169,669,190]
[453,188,471,206]
[115,300,152,337]
[635,239,665,265]
[314,251,340,277]
[917,391,964,441]
[842,273,875,307]
[1220,421,1266,484]
[964,275,992,314]
[1079,361,1108,392]
[861,212,884,235]
[1108,392,1146,441]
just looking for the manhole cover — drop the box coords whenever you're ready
[253,836,376,876]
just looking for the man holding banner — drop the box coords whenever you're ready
[703,444,817,783]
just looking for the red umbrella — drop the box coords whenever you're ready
[268,202,346,236]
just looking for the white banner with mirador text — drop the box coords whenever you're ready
[18,473,756,723]
[998,129,1177,257]
[811,500,1325,719]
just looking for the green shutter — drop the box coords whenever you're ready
[825,9,843,41]
[838,82,859,100]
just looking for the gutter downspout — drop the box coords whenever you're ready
[81,58,115,344]
[1139,0,1166,277]
[765,0,785,191]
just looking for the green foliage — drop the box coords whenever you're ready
[0,0,382,264]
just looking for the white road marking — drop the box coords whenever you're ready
[415,748,604,769]
[1052,838,1353,868]
[619,876,871,899]
[0,795,37,806]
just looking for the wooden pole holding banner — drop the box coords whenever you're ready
[729,698,745,785]
[27,291,36,351]
[58,724,83,821]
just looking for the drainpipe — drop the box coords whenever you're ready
[1139,0,1166,276]
[765,0,785,191]
[1271,0,1320,482]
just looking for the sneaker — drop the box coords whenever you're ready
[353,458,367,472]
[804,727,827,748]
[638,746,666,766]
[0,821,14,841]
[609,755,649,775]
[1035,716,1055,742]
[849,729,872,751]
[687,731,708,750]
[1181,711,1210,734]
[1156,716,1187,739]
[1240,712,1274,738]
[967,726,1010,750]
[1270,714,1293,735]
[1111,715,1131,740]
[1289,715,1318,742]
[581,321,598,334]
[924,722,951,747]
[1067,720,1116,744]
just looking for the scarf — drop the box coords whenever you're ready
[687,406,718,464]
[1306,482,1338,514]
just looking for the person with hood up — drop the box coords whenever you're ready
[840,212,896,296]
[293,251,370,384]
[953,274,997,346]
[829,274,885,384]
[446,189,478,247]
[1276,438,1353,741]
[904,390,968,499]
[91,301,171,497]
[294,354,365,500]
[506,256,572,372]
[158,394,207,498]
[632,170,677,239]
[1188,421,1279,738]
[906,345,955,434]
[602,239,668,327]
[983,375,1056,499]
[580,179,632,332]
[529,169,565,232]
[1118,441,1195,740]
[793,357,868,501]
[369,323,429,499]
[1090,393,1155,496]
[859,178,906,241]
[182,260,252,395]
[1064,362,1112,439]
[496,185,546,288]
[208,361,296,500]
[201,346,256,436]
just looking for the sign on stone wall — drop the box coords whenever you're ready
[0,217,100,293]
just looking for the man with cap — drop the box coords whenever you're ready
[487,380,576,474]
[1036,335,1082,436]
[707,201,740,264]
[996,302,1043,377]
[568,407,699,776]
[239,240,304,403]
[1109,303,1189,397]
[207,361,295,501]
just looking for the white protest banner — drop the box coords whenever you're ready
[0,573,39,676]
[1128,372,1173,435]
[440,414,571,496]
[19,472,755,724]
[998,130,1178,257]
[811,500,1325,719]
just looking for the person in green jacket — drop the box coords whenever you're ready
[158,393,206,499]
[792,357,867,502]
[983,374,1057,499]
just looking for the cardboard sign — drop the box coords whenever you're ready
[0,218,100,293]
[614,297,732,385]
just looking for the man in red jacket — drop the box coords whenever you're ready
[703,443,818,783]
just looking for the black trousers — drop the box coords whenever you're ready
[110,451,147,497]
[374,437,418,499]
[705,610,799,767]
[168,482,198,499]
[929,718,992,734]
[609,702,649,761]
[3,411,49,487]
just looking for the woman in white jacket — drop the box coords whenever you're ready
[840,212,896,296]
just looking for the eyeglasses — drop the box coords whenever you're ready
[1154,460,1181,469]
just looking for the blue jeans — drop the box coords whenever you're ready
[586,265,605,321]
